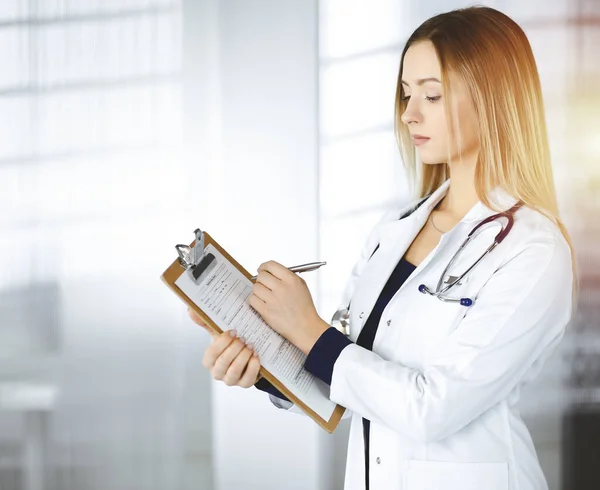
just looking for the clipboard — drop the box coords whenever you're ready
[160,228,347,433]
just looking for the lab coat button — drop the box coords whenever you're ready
[376,457,381,464]
[386,319,391,326]
[359,311,364,319]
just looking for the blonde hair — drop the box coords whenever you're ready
[394,5,578,304]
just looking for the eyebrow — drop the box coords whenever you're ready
[400,77,441,86]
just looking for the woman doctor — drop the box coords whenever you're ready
[189,6,577,490]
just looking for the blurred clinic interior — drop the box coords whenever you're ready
[1,0,599,489]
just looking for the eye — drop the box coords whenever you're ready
[401,95,411,101]
[426,95,441,102]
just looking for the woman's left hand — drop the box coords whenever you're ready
[248,260,329,355]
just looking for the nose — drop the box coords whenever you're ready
[400,99,422,125]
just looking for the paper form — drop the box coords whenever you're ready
[175,243,337,421]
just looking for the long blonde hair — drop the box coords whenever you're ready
[394,6,578,302]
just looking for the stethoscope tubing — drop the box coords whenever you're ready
[419,201,523,306]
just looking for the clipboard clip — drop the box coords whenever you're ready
[175,228,217,284]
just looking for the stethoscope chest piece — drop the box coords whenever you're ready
[330,307,350,336]
[418,283,473,306]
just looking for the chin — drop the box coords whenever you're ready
[416,148,446,166]
[419,155,447,166]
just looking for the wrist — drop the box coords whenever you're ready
[296,316,330,356]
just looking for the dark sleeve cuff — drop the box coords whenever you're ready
[254,377,291,402]
[304,327,353,385]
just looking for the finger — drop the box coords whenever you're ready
[222,346,254,387]
[257,261,290,282]
[238,353,261,388]
[247,292,266,312]
[254,270,278,291]
[252,281,272,302]
[211,336,247,381]
[202,331,237,370]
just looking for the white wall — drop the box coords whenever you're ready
[188,1,332,489]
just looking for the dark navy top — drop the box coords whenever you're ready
[255,255,417,490]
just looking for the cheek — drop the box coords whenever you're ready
[448,101,478,155]
[419,107,450,164]
[433,113,450,150]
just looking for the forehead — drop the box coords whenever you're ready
[401,41,441,81]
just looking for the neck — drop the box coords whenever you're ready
[436,154,480,219]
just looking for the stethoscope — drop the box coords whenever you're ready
[418,200,523,306]
[330,199,523,335]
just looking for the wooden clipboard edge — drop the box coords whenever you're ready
[160,230,347,434]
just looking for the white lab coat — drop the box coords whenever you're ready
[267,178,573,490]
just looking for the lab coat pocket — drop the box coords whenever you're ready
[401,274,473,361]
[404,460,509,490]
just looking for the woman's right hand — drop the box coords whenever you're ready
[188,307,262,388]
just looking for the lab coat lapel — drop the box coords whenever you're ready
[354,182,450,326]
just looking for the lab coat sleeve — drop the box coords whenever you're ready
[254,379,319,415]
[328,228,574,443]
[254,377,291,401]
[264,387,354,419]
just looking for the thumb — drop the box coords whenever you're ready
[187,308,218,339]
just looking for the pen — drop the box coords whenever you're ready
[250,261,326,281]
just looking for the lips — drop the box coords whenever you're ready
[412,134,430,146]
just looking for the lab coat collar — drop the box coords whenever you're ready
[414,178,520,225]
[376,178,520,250]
